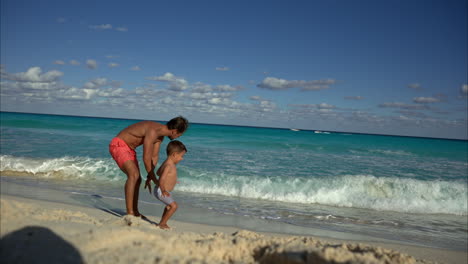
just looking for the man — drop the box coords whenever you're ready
[109,116,188,217]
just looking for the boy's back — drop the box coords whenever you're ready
[157,160,178,192]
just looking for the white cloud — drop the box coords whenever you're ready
[147,72,189,91]
[192,82,212,93]
[70,60,80,65]
[115,27,128,32]
[56,87,91,100]
[97,87,126,98]
[396,110,428,118]
[130,66,141,71]
[290,103,336,109]
[215,67,229,71]
[257,77,336,91]
[89,24,113,30]
[214,84,244,92]
[378,102,429,110]
[89,24,128,32]
[257,77,291,90]
[149,72,176,82]
[54,60,66,65]
[1,67,63,83]
[108,63,119,68]
[408,83,422,90]
[317,103,336,109]
[413,97,440,104]
[2,81,59,90]
[83,78,108,89]
[188,92,209,100]
[344,96,364,100]
[461,84,468,94]
[250,96,265,101]
[86,60,97,69]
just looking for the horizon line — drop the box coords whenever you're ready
[1,110,467,141]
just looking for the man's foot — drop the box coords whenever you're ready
[137,214,148,220]
[133,212,147,220]
[159,223,171,230]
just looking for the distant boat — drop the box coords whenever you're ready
[290,128,300,131]
[314,130,331,134]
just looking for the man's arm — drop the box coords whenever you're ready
[152,139,162,171]
[143,130,159,193]
[142,129,158,174]
[146,139,162,186]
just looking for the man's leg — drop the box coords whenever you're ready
[121,160,141,216]
[133,173,142,216]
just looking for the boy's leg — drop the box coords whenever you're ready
[121,160,141,216]
[159,202,178,229]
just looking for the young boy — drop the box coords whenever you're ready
[149,140,187,229]
[109,116,188,218]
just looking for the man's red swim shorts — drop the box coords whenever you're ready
[109,137,138,169]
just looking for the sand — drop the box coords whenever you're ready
[1,182,467,264]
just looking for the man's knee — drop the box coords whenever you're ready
[127,171,140,181]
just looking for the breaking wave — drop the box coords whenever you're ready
[1,155,466,215]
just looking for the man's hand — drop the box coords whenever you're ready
[144,178,152,194]
[144,171,157,194]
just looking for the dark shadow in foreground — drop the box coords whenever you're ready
[0,226,84,264]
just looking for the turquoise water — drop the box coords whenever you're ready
[1,111,467,250]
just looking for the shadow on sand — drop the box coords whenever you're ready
[71,193,158,226]
[0,226,84,264]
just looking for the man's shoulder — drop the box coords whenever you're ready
[141,121,164,135]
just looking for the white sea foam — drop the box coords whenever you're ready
[369,149,413,156]
[0,155,122,181]
[1,155,466,215]
[178,170,467,216]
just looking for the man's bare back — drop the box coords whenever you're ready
[117,121,165,149]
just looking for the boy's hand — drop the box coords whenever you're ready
[161,190,171,197]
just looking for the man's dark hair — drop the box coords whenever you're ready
[166,140,187,156]
[167,116,189,133]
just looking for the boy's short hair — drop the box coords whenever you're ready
[166,140,187,156]
[167,116,189,133]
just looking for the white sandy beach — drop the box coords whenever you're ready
[1,180,466,264]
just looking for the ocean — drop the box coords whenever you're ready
[1,111,467,250]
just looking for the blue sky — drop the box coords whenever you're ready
[1,0,467,139]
